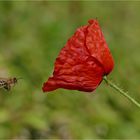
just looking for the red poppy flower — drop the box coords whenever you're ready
[42,19,114,92]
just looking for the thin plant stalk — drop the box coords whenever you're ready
[103,76,140,108]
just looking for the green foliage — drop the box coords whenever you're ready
[0,1,140,139]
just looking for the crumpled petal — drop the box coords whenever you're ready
[42,19,114,92]
[86,19,114,74]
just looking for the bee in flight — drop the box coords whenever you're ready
[0,77,22,91]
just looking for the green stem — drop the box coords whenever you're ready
[103,76,140,108]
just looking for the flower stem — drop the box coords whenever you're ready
[103,76,140,108]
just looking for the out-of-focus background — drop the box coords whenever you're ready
[0,1,140,139]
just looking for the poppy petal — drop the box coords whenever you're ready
[42,19,114,92]
[86,19,114,74]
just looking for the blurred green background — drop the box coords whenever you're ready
[0,1,140,139]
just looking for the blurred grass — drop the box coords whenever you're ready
[0,1,140,139]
